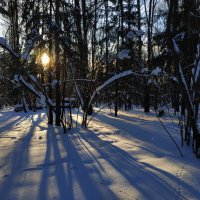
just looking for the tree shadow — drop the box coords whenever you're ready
[0,115,26,136]
[0,112,46,200]
[68,128,199,199]
[1,110,199,200]
[37,125,118,200]
[93,112,181,157]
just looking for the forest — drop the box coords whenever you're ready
[1,1,200,199]
[0,0,200,157]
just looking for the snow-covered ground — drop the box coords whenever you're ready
[0,108,200,200]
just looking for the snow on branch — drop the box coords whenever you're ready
[97,70,133,93]
[174,32,185,42]
[117,49,131,60]
[29,75,37,82]
[197,44,200,57]
[0,35,40,61]
[179,62,193,110]
[21,35,40,61]
[189,12,200,18]
[170,76,178,82]
[26,73,55,108]
[151,66,162,76]
[126,31,136,39]
[172,39,181,55]
[126,29,144,39]
[18,75,41,98]
[88,70,133,109]
[21,40,33,60]
[194,60,200,83]
[0,37,19,58]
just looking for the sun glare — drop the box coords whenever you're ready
[41,52,50,66]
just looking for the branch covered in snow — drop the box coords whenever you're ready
[126,31,136,39]
[117,49,131,60]
[179,62,194,110]
[29,75,37,82]
[174,32,185,42]
[18,75,41,98]
[0,37,19,58]
[21,35,40,61]
[151,67,162,76]
[194,60,200,83]
[98,70,133,93]
[172,39,181,55]
[88,70,133,110]
[170,76,178,82]
[189,11,200,18]
[126,29,144,39]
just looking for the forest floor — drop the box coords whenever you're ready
[0,107,200,200]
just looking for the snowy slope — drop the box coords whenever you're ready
[0,108,200,200]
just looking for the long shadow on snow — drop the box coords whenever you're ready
[0,115,26,136]
[37,125,69,200]
[37,125,118,200]
[94,112,181,157]
[0,113,46,200]
[114,111,179,131]
[72,128,198,200]
[99,109,178,130]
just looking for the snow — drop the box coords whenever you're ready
[21,39,34,61]
[141,68,148,73]
[151,66,162,76]
[88,70,133,109]
[13,104,23,109]
[0,108,200,200]
[126,30,144,39]
[21,51,31,61]
[126,31,136,39]
[0,37,5,45]
[194,60,200,83]
[148,79,152,84]
[134,29,144,37]
[197,44,200,57]
[38,93,47,107]
[179,62,194,110]
[30,75,37,82]
[27,40,33,45]
[174,32,185,42]
[0,37,19,58]
[170,76,178,82]
[173,39,181,55]
[117,49,131,60]
[96,70,133,93]
[52,79,61,85]
[13,74,20,83]
[21,34,40,61]
[19,75,41,98]
[46,98,55,106]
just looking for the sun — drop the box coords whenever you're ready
[41,52,50,66]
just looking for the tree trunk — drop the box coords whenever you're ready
[55,0,61,126]
[48,0,53,125]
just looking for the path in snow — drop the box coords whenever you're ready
[0,108,200,200]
